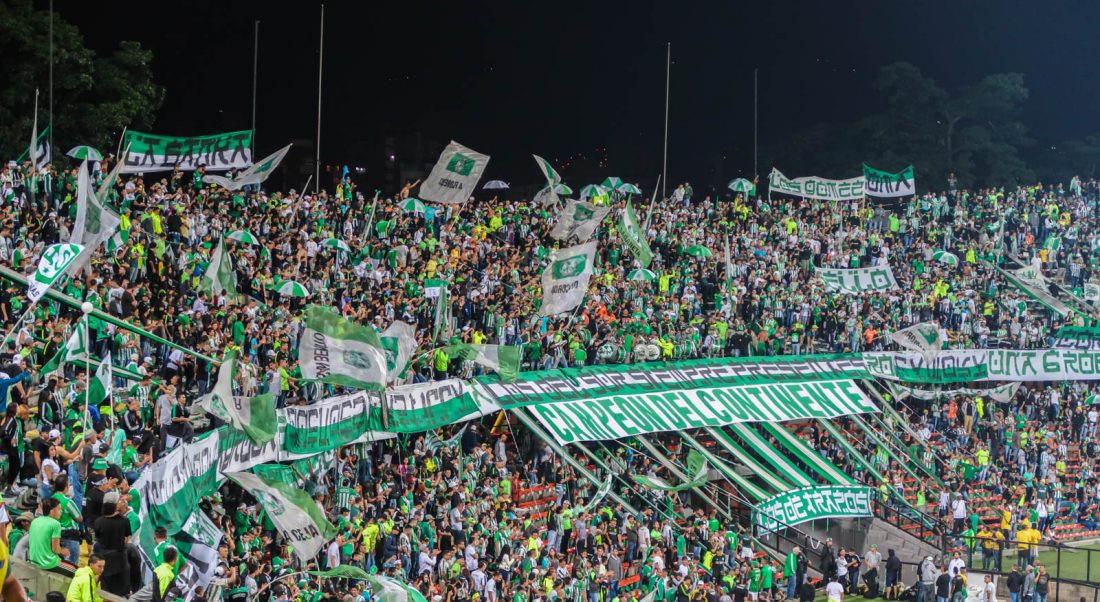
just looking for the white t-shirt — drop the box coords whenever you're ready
[826,581,844,601]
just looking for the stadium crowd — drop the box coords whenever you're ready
[0,151,1094,602]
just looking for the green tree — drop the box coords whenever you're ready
[0,1,164,159]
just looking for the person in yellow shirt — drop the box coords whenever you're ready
[155,546,179,598]
[1016,525,1040,568]
[67,554,106,602]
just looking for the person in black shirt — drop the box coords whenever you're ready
[93,491,132,596]
[935,566,952,601]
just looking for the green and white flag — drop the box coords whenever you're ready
[888,322,943,363]
[301,305,387,391]
[71,161,92,244]
[121,129,254,173]
[424,424,467,455]
[361,575,429,602]
[423,278,447,299]
[533,154,562,185]
[27,243,83,304]
[768,168,865,202]
[1045,235,1062,252]
[106,229,130,255]
[202,143,292,191]
[632,450,708,492]
[540,241,597,316]
[41,318,88,375]
[198,350,276,444]
[997,263,1074,317]
[888,382,1020,404]
[419,141,490,205]
[173,510,223,595]
[1085,282,1100,303]
[87,351,113,410]
[432,283,450,343]
[225,471,336,563]
[380,321,417,382]
[67,176,122,277]
[816,264,899,293]
[199,236,238,300]
[447,343,522,382]
[17,126,50,171]
[576,476,613,514]
[616,200,653,267]
[862,164,916,198]
[550,200,609,242]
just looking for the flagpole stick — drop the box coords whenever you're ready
[81,301,93,434]
[644,174,661,232]
[363,190,380,239]
[116,127,127,161]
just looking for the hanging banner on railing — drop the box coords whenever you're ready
[524,379,876,444]
[1053,325,1100,351]
[866,348,1100,383]
[121,130,254,173]
[753,485,874,533]
[768,168,865,201]
[816,265,899,293]
[887,382,1020,403]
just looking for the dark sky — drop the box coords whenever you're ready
[56,0,1100,189]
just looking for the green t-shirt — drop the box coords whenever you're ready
[50,493,80,531]
[28,516,62,569]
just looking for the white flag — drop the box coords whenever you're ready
[550,200,609,242]
[87,351,113,409]
[225,471,335,563]
[533,154,562,185]
[70,161,91,244]
[419,141,490,205]
[380,321,417,382]
[540,241,597,316]
[28,243,83,305]
[888,322,944,361]
[300,305,387,391]
[202,143,292,191]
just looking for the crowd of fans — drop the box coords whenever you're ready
[0,151,1095,602]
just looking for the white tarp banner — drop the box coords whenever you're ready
[816,264,899,293]
[768,168,865,201]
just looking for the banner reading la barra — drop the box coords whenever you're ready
[753,485,874,533]
[817,264,899,293]
[863,164,916,198]
[768,168,865,201]
[122,130,254,173]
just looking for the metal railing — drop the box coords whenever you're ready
[953,534,1100,596]
[874,497,950,552]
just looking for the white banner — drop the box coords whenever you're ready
[867,348,1100,382]
[888,382,1020,403]
[419,141,490,205]
[768,168,865,201]
[817,264,899,293]
[540,241,597,316]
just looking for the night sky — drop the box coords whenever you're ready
[56,0,1100,190]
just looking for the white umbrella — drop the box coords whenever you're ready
[627,268,657,281]
[67,146,103,161]
[226,230,261,245]
[273,280,310,297]
[483,180,509,190]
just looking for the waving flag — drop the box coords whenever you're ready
[300,305,387,391]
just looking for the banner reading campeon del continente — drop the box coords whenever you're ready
[477,355,875,444]
[121,130,254,173]
[816,264,899,293]
[863,164,916,198]
[753,485,874,533]
[768,168,865,201]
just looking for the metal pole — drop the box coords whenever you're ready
[252,20,260,152]
[661,42,670,201]
[315,4,324,191]
[753,68,758,177]
[49,0,53,158]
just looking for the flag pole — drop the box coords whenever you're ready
[81,302,92,433]
[49,0,54,161]
[661,42,670,202]
[314,4,325,191]
[753,67,758,178]
[252,19,260,153]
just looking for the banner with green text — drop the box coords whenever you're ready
[754,485,874,533]
[862,164,916,198]
[768,168,865,201]
[122,129,254,173]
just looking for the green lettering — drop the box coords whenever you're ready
[668,392,706,428]
[696,390,732,422]
[534,404,575,444]
[712,388,749,420]
[647,393,686,429]
[614,395,655,433]
[580,401,615,439]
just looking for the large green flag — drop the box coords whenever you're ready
[199,236,238,300]
[617,200,653,267]
[447,343,521,382]
[41,318,87,375]
[87,351,113,409]
[225,471,336,563]
[380,321,417,382]
[300,305,387,391]
[632,450,708,491]
[198,350,276,444]
[28,243,83,304]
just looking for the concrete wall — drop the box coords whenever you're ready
[10,557,127,602]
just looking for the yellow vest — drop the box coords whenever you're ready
[155,562,175,595]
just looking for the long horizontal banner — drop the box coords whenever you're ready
[863,164,915,198]
[528,379,877,444]
[887,382,1020,403]
[816,264,899,293]
[478,355,869,408]
[769,168,865,202]
[1053,325,1100,352]
[754,485,874,533]
[866,349,1100,383]
[122,129,254,173]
